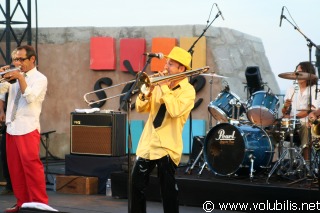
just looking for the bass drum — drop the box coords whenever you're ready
[204,123,274,176]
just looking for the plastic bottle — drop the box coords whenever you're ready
[53,177,56,192]
[106,178,112,196]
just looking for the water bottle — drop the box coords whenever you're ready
[106,178,112,196]
[53,177,56,192]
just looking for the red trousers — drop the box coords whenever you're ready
[6,130,48,207]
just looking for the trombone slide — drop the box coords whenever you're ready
[83,66,210,106]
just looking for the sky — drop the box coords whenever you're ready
[6,0,320,92]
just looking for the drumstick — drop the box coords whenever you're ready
[289,92,295,101]
[284,92,294,116]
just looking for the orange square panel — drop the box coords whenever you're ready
[120,38,146,72]
[90,37,116,70]
[150,38,177,72]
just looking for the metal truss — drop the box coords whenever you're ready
[0,0,32,65]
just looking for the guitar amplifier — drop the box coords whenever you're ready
[70,112,126,156]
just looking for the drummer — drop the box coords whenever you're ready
[281,61,319,162]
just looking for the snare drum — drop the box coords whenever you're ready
[281,118,301,130]
[203,123,274,176]
[246,91,280,126]
[208,91,245,123]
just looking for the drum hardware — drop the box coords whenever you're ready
[230,98,236,120]
[184,136,210,176]
[266,130,309,184]
[184,148,211,176]
[184,146,209,176]
[249,154,255,181]
[266,81,311,183]
[231,100,243,121]
[198,161,209,176]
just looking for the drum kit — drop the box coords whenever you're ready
[186,71,319,183]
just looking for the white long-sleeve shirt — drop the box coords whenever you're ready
[0,67,47,135]
[284,83,320,123]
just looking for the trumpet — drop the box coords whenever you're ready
[0,67,21,83]
[84,66,210,105]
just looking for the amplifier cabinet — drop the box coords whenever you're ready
[70,112,126,156]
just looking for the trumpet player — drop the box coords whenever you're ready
[0,45,50,213]
[131,46,196,213]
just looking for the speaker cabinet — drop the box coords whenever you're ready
[70,112,126,156]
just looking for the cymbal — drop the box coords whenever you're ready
[278,72,317,80]
[201,73,228,78]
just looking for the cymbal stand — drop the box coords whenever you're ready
[208,75,214,129]
[184,145,208,176]
[198,159,209,176]
[281,6,320,189]
[266,81,309,183]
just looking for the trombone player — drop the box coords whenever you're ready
[131,46,196,213]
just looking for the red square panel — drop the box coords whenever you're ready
[90,37,116,70]
[120,38,146,72]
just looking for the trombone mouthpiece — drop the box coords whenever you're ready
[162,70,168,75]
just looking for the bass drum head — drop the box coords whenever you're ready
[204,123,245,176]
[203,123,273,176]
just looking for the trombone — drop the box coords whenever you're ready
[84,66,210,105]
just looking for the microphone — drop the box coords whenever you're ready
[143,52,164,59]
[279,6,284,27]
[215,3,224,20]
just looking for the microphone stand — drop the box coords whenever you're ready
[119,57,153,213]
[281,13,320,188]
[184,9,222,174]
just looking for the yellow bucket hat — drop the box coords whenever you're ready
[165,46,192,70]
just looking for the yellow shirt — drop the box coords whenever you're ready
[135,78,195,166]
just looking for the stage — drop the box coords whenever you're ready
[61,153,320,211]
[111,165,320,211]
